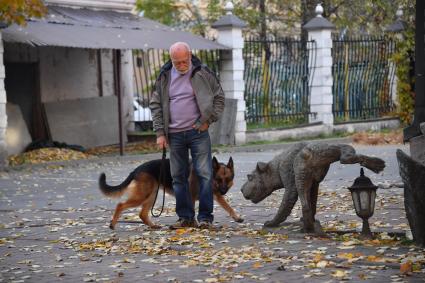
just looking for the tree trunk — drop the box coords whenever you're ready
[301,0,319,40]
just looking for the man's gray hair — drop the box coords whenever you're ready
[169,42,191,55]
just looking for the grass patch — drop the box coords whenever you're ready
[247,117,308,130]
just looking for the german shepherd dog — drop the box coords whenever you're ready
[98,157,243,229]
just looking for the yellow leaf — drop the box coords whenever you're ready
[175,229,187,235]
[169,236,180,242]
[332,270,347,278]
[338,252,354,259]
[252,262,263,268]
[366,255,382,262]
[313,254,323,262]
[316,260,328,268]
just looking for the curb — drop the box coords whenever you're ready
[3,136,353,172]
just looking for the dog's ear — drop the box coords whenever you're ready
[212,156,220,171]
[256,162,268,173]
[227,156,234,170]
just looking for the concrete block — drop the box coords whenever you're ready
[0,103,5,129]
[310,66,332,79]
[224,91,244,100]
[334,118,400,134]
[310,94,323,105]
[311,37,332,49]
[312,114,333,125]
[310,86,332,99]
[209,98,237,145]
[311,103,333,113]
[314,56,333,68]
[0,90,5,103]
[231,49,244,60]
[235,111,245,122]
[234,132,246,145]
[237,99,246,111]
[44,96,123,148]
[0,65,4,79]
[409,135,425,164]
[0,142,7,169]
[221,49,243,61]
[221,80,245,92]
[310,72,333,87]
[313,48,331,58]
[235,120,247,132]
[220,70,244,81]
[5,103,32,155]
[246,123,330,143]
[322,94,333,104]
[220,59,244,71]
[310,70,332,83]
[217,29,244,48]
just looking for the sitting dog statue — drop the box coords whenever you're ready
[241,142,385,234]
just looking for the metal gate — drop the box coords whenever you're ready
[243,38,316,127]
[332,35,397,122]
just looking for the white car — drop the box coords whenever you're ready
[133,99,152,122]
[133,99,152,130]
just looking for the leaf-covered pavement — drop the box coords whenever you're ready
[0,144,424,282]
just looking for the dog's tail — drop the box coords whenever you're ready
[98,171,135,198]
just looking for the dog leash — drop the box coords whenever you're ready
[151,147,167,218]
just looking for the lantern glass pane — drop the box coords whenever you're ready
[351,191,360,212]
[369,190,376,211]
[359,190,369,211]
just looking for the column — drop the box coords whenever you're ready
[303,4,335,127]
[212,1,247,145]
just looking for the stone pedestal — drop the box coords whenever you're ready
[409,135,425,164]
[212,2,247,145]
[397,122,425,247]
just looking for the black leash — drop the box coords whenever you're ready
[151,147,167,218]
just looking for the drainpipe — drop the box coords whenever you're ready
[114,49,124,156]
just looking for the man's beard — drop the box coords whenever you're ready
[174,63,192,75]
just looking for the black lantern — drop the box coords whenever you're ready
[348,168,378,239]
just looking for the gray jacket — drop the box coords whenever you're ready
[149,55,225,138]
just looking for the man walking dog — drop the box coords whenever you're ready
[149,42,225,229]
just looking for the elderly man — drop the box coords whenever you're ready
[149,42,225,229]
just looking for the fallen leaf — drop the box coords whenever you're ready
[400,261,412,275]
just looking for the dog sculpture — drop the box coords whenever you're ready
[241,142,385,234]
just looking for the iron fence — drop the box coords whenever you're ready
[332,35,397,123]
[132,49,220,124]
[243,37,316,127]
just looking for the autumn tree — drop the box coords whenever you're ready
[135,0,179,26]
[0,0,46,26]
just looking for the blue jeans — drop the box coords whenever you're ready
[168,129,213,223]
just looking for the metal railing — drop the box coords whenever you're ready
[243,37,316,127]
[332,35,397,123]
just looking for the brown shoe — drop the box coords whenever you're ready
[198,221,213,229]
[169,219,197,230]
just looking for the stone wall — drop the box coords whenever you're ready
[2,43,134,150]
